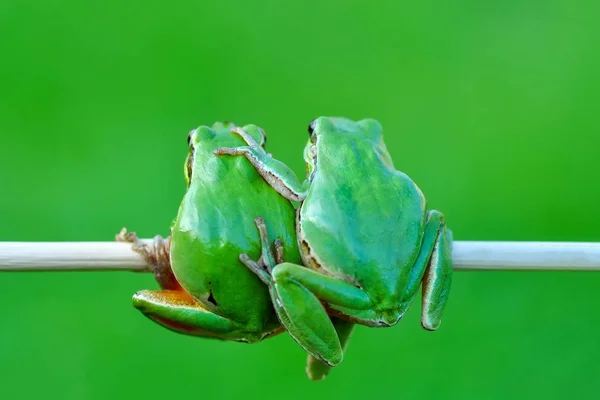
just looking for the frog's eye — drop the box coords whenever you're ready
[184,153,193,187]
[258,127,267,147]
[187,129,195,147]
[308,119,316,136]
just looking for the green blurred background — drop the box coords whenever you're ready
[1,1,599,399]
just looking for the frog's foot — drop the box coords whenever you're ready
[238,216,282,285]
[116,228,180,290]
[215,128,309,203]
[230,126,262,147]
[115,227,139,243]
[305,317,354,381]
[213,126,261,157]
[254,216,285,269]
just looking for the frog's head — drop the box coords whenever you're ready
[307,117,383,140]
[184,122,268,186]
[303,117,385,176]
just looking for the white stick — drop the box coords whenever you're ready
[0,241,599,272]
[453,241,600,271]
[0,241,152,272]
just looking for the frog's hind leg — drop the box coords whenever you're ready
[261,263,378,368]
[242,241,375,368]
[239,263,356,378]
[421,224,452,330]
[395,211,453,330]
[240,217,354,381]
[133,289,245,340]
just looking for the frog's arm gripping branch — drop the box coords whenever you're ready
[1,241,600,272]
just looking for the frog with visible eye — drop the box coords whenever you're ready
[119,121,352,380]
[215,117,453,368]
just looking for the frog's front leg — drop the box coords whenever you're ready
[116,228,181,291]
[214,127,309,202]
[242,217,356,380]
[397,210,453,330]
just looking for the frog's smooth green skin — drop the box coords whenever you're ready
[215,117,453,367]
[126,122,343,381]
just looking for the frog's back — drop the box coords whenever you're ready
[171,124,300,330]
[299,121,426,300]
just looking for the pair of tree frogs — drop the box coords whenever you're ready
[123,117,452,378]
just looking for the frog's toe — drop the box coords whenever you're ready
[230,126,261,148]
[273,238,285,265]
[115,227,139,243]
[213,146,241,156]
[239,253,273,285]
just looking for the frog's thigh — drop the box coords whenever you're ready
[305,317,355,381]
[271,263,371,366]
[272,263,373,308]
[421,223,453,331]
[133,289,236,337]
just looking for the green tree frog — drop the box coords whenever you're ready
[118,122,348,380]
[214,117,453,368]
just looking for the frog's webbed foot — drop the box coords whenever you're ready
[213,126,264,156]
[115,227,139,244]
[116,228,180,290]
[238,217,283,285]
[213,127,284,184]
[230,126,262,147]
[215,128,309,203]
[305,317,354,381]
